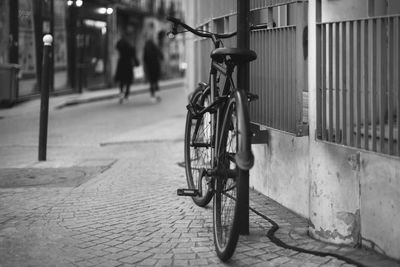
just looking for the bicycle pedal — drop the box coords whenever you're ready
[177,188,200,197]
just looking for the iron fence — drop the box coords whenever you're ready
[193,0,309,136]
[317,15,400,156]
[249,27,299,133]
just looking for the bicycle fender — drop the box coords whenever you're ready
[232,89,254,170]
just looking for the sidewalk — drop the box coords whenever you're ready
[0,78,185,119]
[86,114,400,266]
[0,81,399,266]
[55,78,185,109]
[95,116,399,266]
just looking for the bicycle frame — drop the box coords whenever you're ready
[209,59,236,177]
[191,36,254,178]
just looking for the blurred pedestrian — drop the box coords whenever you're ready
[143,22,164,103]
[114,26,139,104]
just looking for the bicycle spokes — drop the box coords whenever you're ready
[215,177,237,247]
[181,88,214,207]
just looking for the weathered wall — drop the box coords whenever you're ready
[250,134,310,217]
[360,153,400,258]
[307,0,361,248]
[307,0,400,259]
[306,139,400,257]
[308,142,361,245]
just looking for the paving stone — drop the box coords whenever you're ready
[0,141,398,267]
[172,259,190,266]
[173,252,197,260]
[267,256,292,266]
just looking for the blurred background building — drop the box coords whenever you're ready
[0,0,185,106]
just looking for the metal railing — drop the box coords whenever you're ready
[193,0,309,136]
[249,1,309,136]
[194,39,211,84]
[316,15,400,156]
[249,26,300,133]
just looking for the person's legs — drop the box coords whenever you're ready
[124,83,130,99]
[119,81,124,94]
[149,82,161,103]
[119,81,125,104]
[154,81,159,93]
[154,80,161,101]
[149,82,156,97]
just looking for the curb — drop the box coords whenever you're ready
[55,79,184,109]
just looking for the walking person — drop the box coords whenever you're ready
[114,26,139,104]
[143,22,164,103]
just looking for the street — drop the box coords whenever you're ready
[0,86,398,267]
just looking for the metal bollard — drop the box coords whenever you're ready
[38,34,53,161]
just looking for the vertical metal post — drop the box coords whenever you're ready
[38,34,53,161]
[77,21,84,94]
[237,0,250,235]
[9,0,19,64]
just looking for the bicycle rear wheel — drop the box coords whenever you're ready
[184,87,213,207]
[213,93,249,261]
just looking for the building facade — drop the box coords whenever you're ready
[0,0,120,104]
[185,0,400,260]
[0,0,184,105]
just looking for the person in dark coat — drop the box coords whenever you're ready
[143,23,163,103]
[114,27,139,103]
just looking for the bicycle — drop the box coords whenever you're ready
[168,16,258,261]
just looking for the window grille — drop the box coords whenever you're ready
[249,0,309,136]
[316,15,400,156]
[193,0,309,136]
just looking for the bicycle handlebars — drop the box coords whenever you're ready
[167,16,237,39]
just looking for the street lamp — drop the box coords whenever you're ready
[97,7,113,15]
[67,0,83,7]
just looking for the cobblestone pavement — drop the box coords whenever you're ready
[1,121,399,266]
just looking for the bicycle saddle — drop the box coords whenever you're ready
[210,48,257,64]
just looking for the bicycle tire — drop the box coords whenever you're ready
[184,87,213,207]
[213,91,249,261]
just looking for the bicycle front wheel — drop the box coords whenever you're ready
[213,93,249,261]
[184,87,213,207]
